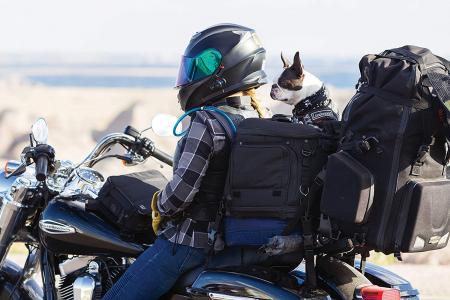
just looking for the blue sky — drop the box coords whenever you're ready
[0,0,448,61]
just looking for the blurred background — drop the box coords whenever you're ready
[0,0,449,298]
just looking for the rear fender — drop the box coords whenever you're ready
[356,261,419,299]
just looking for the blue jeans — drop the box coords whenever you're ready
[102,236,206,300]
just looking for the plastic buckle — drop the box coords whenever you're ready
[358,136,379,152]
[417,145,430,159]
[302,149,313,157]
[207,229,217,246]
[411,163,423,176]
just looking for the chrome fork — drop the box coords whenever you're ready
[0,177,34,267]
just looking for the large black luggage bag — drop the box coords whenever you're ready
[320,45,450,253]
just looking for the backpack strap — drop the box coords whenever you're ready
[299,170,326,290]
[204,110,236,141]
[202,109,236,257]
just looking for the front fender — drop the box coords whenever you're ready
[0,170,16,194]
[0,259,43,300]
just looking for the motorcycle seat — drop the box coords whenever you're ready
[172,247,303,293]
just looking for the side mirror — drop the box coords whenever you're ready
[31,118,49,145]
[151,114,181,137]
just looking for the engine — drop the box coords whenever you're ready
[56,256,127,300]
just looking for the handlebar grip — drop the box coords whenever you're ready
[35,155,49,181]
[152,148,173,166]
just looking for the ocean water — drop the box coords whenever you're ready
[27,75,176,88]
[26,71,358,89]
[0,61,360,89]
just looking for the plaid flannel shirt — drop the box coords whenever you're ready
[156,101,259,248]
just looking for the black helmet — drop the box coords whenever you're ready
[176,23,268,111]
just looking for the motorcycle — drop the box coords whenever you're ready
[0,117,420,300]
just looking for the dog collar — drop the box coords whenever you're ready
[292,85,330,116]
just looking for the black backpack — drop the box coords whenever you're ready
[320,45,450,253]
[213,115,339,246]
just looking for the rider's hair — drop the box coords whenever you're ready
[231,89,266,118]
[243,89,266,118]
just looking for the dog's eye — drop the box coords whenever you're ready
[278,79,286,87]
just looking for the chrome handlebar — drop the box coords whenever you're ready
[80,133,136,168]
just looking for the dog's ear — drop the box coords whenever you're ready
[281,52,291,68]
[292,51,304,77]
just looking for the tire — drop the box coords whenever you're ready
[0,280,26,300]
[317,256,372,300]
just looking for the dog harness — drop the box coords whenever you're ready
[292,85,338,125]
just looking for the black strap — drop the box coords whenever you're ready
[301,171,325,290]
[411,112,434,176]
[183,203,219,222]
[202,109,235,255]
[359,86,413,105]
[302,216,317,289]
[282,171,325,235]
[282,170,325,234]
[388,48,426,70]
[359,250,369,275]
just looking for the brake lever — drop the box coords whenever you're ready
[4,162,28,178]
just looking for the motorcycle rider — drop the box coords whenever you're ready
[103,23,269,299]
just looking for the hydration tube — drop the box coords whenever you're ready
[173,106,237,137]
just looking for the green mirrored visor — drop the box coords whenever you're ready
[175,48,222,87]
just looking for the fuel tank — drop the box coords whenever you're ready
[40,200,144,257]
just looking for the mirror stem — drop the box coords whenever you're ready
[140,126,152,134]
